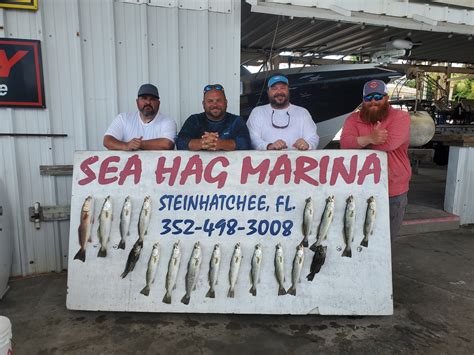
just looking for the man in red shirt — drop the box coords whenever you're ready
[340,79,411,240]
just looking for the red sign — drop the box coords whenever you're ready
[0,38,45,108]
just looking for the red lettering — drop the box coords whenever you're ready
[319,155,329,184]
[240,156,270,184]
[268,154,291,185]
[357,153,381,185]
[155,156,181,186]
[330,155,358,185]
[0,49,28,77]
[118,154,142,185]
[78,155,99,185]
[180,155,203,185]
[204,156,229,189]
[98,156,120,185]
[294,156,318,186]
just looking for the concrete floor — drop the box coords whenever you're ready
[2,164,474,354]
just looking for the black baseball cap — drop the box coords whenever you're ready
[137,84,159,99]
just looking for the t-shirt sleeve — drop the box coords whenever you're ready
[159,116,177,142]
[340,114,362,149]
[232,116,251,150]
[176,115,198,150]
[301,109,319,149]
[104,114,125,140]
[247,108,271,150]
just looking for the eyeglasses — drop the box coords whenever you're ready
[271,110,290,129]
[203,84,224,93]
[363,93,386,102]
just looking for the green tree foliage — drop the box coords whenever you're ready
[453,78,474,100]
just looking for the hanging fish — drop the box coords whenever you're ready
[310,195,335,251]
[342,195,356,258]
[361,196,376,248]
[181,242,202,305]
[228,243,242,298]
[274,243,286,296]
[74,196,94,262]
[249,244,263,297]
[301,197,314,247]
[206,244,221,299]
[306,245,327,281]
[162,240,182,304]
[140,242,160,296]
[287,244,304,296]
[97,196,113,258]
[118,196,132,250]
[138,196,151,242]
[121,239,143,278]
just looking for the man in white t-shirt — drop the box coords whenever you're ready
[103,84,176,150]
[246,74,319,150]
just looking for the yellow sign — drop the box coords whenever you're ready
[0,0,38,11]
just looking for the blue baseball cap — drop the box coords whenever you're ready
[268,75,289,88]
[363,80,387,96]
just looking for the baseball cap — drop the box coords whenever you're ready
[363,80,387,96]
[268,74,289,88]
[137,84,160,99]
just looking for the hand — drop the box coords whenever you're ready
[293,138,309,151]
[370,122,388,145]
[201,132,218,150]
[125,136,142,151]
[267,139,288,150]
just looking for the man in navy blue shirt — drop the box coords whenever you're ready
[176,84,251,151]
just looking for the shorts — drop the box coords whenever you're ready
[389,192,408,240]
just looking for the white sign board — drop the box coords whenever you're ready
[67,150,392,315]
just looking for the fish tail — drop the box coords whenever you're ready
[360,238,368,248]
[287,286,296,296]
[301,237,309,248]
[205,288,215,299]
[278,285,287,296]
[306,272,315,282]
[227,287,234,298]
[342,246,352,258]
[118,239,126,250]
[140,286,150,296]
[309,242,318,252]
[88,236,92,243]
[97,247,107,258]
[181,294,190,305]
[249,286,256,296]
[162,292,171,304]
[74,248,86,262]
[120,270,128,279]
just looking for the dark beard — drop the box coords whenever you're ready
[360,100,389,124]
[269,94,290,109]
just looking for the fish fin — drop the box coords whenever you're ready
[181,294,190,305]
[105,211,109,218]
[298,277,301,283]
[301,237,308,248]
[360,238,368,248]
[309,242,318,252]
[173,283,177,290]
[342,247,352,258]
[97,247,107,258]
[350,210,354,217]
[278,286,287,296]
[118,240,126,250]
[215,279,218,285]
[287,287,296,296]
[306,273,315,281]
[328,211,332,218]
[162,293,171,304]
[74,249,86,262]
[140,286,150,296]
[227,288,234,298]
[145,230,148,236]
[120,270,128,279]
[88,236,92,243]
[249,286,256,296]
[193,284,196,291]
[127,231,130,236]
[205,288,215,299]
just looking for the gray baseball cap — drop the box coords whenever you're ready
[137,84,159,99]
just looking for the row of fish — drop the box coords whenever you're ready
[301,195,377,258]
[119,241,324,304]
[74,195,152,262]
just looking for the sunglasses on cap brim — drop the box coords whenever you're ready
[203,84,224,93]
[363,93,387,102]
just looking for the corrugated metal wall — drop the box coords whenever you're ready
[0,0,240,276]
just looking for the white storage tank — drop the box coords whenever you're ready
[0,179,13,299]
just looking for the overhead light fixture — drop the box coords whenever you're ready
[360,23,366,30]
[310,18,315,24]
[468,35,472,41]
[384,26,389,32]
[448,33,453,38]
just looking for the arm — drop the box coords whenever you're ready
[104,135,135,150]
[371,112,410,152]
[301,109,319,149]
[140,138,174,150]
[176,115,198,150]
[340,114,365,149]
[103,114,141,151]
[247,108,271,150]
[232,116,251,150]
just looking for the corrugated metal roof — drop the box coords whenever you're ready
[241,2,474,65]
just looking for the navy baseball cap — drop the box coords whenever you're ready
[363,80,387,96]
[268,74,289,88]
[138,84,160,99]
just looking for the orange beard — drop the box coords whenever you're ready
[360,99,389,124]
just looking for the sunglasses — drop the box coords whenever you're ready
[271,110,290,129]
[363,93,386,102]
[203,84,224,93]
